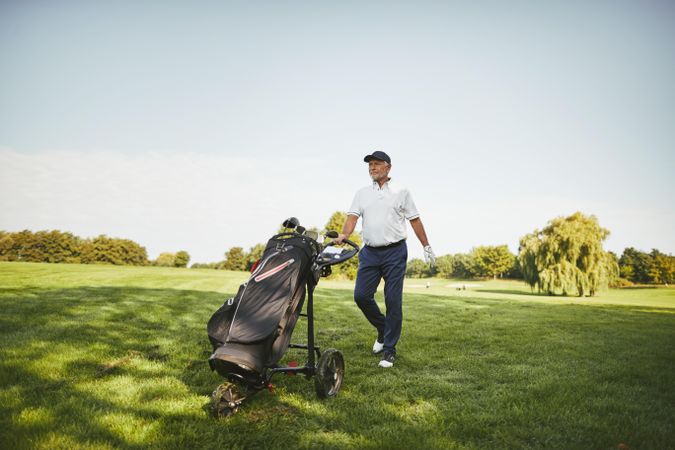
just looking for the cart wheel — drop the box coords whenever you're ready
[314,348,344,398]
[211,382,244,418]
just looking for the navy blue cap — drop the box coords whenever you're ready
[363,151,391,164]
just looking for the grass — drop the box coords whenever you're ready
[1,262,674,449]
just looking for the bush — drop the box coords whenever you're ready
[174,251,190,268]
[154,253,176,267]
[610,277,634,288]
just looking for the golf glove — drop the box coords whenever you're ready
[423,245,436,267]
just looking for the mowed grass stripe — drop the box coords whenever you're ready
[0,262,673,449]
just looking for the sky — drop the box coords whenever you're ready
[1,0,674,264]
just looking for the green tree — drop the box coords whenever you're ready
[80,235,148,266]
[649,249,674,284]
[451,253,476,279]
[121,239,149,265]
[618,247,674,284]
[518,212,617,296]
[154,253,176,267]
[618,247,651,283]
[0,231,12,261]
[471,245,516,279]
[174,251,190,268]
[245,243,266,271]
[0,230,81,263]
[324,211,347,235]
[405,258,428,278]
[0,230,147,266]
[35,230,81,263]
[222,247,247,271]
[434,254,454,279]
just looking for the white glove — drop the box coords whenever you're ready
[423,245,436,267]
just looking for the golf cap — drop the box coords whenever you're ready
[363,151,391,164]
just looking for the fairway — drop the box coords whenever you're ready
[1,262,674,449]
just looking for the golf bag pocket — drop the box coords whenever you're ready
[207,284,245,350]
[227,250,304,344]
[227,273,295,344]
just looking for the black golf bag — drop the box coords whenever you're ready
[206,220,358,416]
[207,233,320,386]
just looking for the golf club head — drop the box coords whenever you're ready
[282,217,299,229]
[304,230,319,241]
[325,230,339,239]
[296,225,306,234]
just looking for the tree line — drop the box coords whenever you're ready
[406,245,517,280]
[3,212,672,295]
[0,230,190,267]
[406,212,673,295]
[618,247,674,285]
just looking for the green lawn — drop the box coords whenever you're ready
[1,262,674,449]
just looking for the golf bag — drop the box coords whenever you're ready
[207,234,320,386]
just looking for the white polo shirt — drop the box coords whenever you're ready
[348,179,419,247]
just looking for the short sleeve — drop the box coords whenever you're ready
[348,192,361,217]
[403,189,419,220]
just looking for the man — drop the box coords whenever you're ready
[336,151,435,368]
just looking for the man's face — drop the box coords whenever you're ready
[368,159,391,182]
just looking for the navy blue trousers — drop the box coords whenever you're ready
[353,242,408,354]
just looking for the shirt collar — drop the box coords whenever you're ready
[372,178,392,191]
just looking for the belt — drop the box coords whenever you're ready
[366,239,406,250]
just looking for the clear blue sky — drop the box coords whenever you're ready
[1,1,673,264]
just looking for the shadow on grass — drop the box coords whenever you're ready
[2,284,674,449]
[0,283,470,448]
[0,285,233,448]
[618,285,660,290]
[0,284,395,448]
[475,288,545,296]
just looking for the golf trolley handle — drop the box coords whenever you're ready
[317,239,359,267]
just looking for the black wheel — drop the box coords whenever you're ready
[314,348,344,398]
[211,382,245,418]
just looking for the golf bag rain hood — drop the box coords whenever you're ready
[208,235,318,384]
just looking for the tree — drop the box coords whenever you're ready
[222,247,247,271]
[41,230,81,263]
[155,252,176,267]
[649,249,674,284]
[405,258,428,278]
[518,212,618,296]
[451,253,476,279]
[619,247,651,283]
[174,251,190,268]
[245,243,266,271]
[0,230,147,266]
[0,231,12,261]
[79,235,148,266]
[471,245,516,279]
[435,254,454,279]
[618,247,674,284]
[324,211,347,235]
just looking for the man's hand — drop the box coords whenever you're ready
[333,233,349,245]
[423,245,436,267]
[334,215,358,246]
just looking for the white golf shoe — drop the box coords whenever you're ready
[378,352,395,368]
[372,339,384,355]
